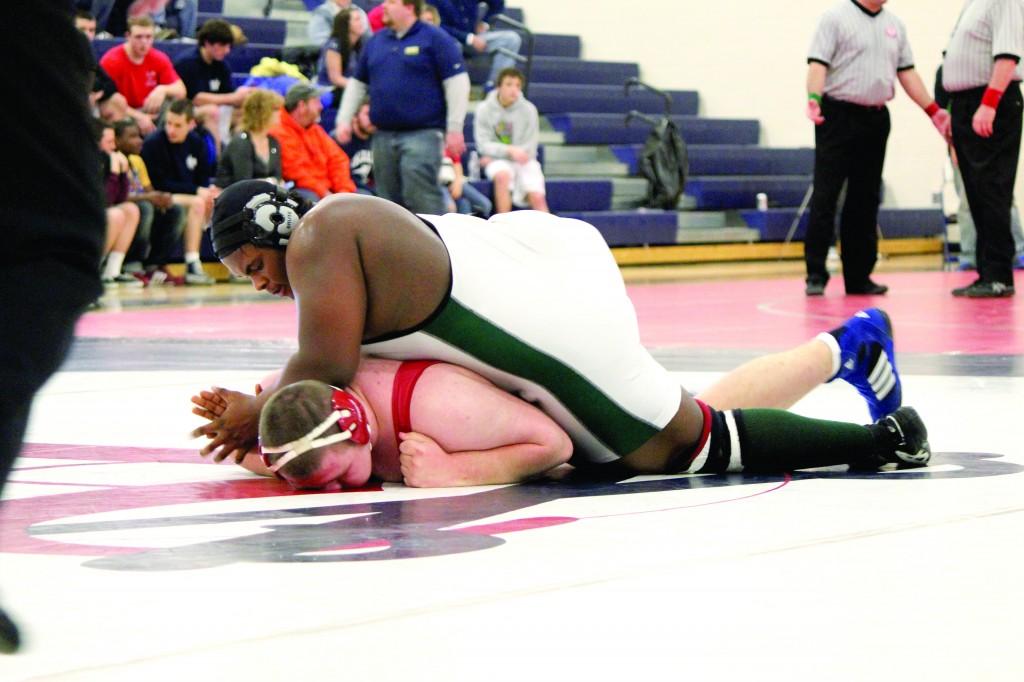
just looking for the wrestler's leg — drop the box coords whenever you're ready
[621,390,929,476]
[698,309,901,420]
[697,338,833,411]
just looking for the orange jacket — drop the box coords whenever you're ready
[270,109,356,198]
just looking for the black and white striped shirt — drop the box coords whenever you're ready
[942,0,1024,92]
[808,0,914,106]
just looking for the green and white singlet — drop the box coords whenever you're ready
[361,211,682,465]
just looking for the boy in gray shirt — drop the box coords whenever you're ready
[473,68,549,213]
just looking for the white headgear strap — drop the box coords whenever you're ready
[261,409,356,473]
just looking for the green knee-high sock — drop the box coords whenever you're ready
[733,409,879,472]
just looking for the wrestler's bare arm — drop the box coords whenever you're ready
[399,367,573,487]
[279,209,368,389]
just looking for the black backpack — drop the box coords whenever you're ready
[639,118,688,210]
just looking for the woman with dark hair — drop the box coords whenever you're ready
[316,8,366,107]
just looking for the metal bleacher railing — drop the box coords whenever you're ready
[491,12,533,96]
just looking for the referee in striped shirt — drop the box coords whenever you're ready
[943,0,1023,298]
[804,0,950,297]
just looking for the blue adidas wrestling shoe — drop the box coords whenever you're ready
[831,308,902,421]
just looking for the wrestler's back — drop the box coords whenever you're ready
[296,195,453,340]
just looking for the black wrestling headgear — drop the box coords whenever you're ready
[209,180,313,259]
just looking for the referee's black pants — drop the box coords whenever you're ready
[0,262,100,493]
[805,97,890,291]
[950,83,1022,287]
[1,0,105,497]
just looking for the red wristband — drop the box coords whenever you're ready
[981,87,1004,109]
[924,102,940,116]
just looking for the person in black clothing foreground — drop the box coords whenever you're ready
[0,1,106,652]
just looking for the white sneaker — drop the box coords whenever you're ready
[102,273,144,288]
[185,270,216,286]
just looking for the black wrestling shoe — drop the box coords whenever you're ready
[846,279,889,296]
[873,406,931,467]
[951,279,1015,298]
[0,605,20,654]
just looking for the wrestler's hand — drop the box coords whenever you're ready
[190,388,261,463]
[973,104,996,137]
[398,432,458,488]
[190,388,228,421]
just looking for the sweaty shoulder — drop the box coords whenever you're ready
[290,193,443,252]
[287,194,451,334]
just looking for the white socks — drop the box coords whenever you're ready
[816,332,842,380]
[102,251,126,280]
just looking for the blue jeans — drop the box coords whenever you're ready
[482,30,522,87]
[456,181,493,217]
[372,129,446,215]
[152,0,198,38]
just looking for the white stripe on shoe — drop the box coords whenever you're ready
[868,354,895,400]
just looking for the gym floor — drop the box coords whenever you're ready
[2,259,1022,681]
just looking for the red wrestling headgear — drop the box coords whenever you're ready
[259,387,371,475]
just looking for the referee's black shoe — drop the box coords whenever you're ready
[952,279,1015,298]
[846,279,888,296]
[805,278,828,296]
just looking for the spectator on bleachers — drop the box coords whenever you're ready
[99,15,187,133]
[308,0,370,46]
[152,0,198,39]
[78,0,132,37]
[217,90,284,188]
[474,67,548,213]
[141,99,219,284]
[334,0,469,215]
[95,119,143,286]
[81,0,180,40]
[420,3,489,217]
[340,100,377,194]
[434,0,521,91]
[173,18,253,149]
[366,3,388,33]
[440,149,492,216]
[271,83,356,201]
[316,9,367,101]
[75,10,137,129]
[192,107,220,178]
[75,8,100,41]
[114,118,187,285]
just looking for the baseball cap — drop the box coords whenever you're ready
[284,82,329,109]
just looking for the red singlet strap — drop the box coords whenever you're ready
[391,360,442,444]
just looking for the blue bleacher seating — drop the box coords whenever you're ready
[468,56,639,87]
[558,210,680,247]
[684,176,811,210]
[469,179,613,212]
[523,34,581,59]
[197,0,224,13]
[739,208,946,241]
[610,145,813,176]
[528,84,698,115]
[546,113,760,146]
